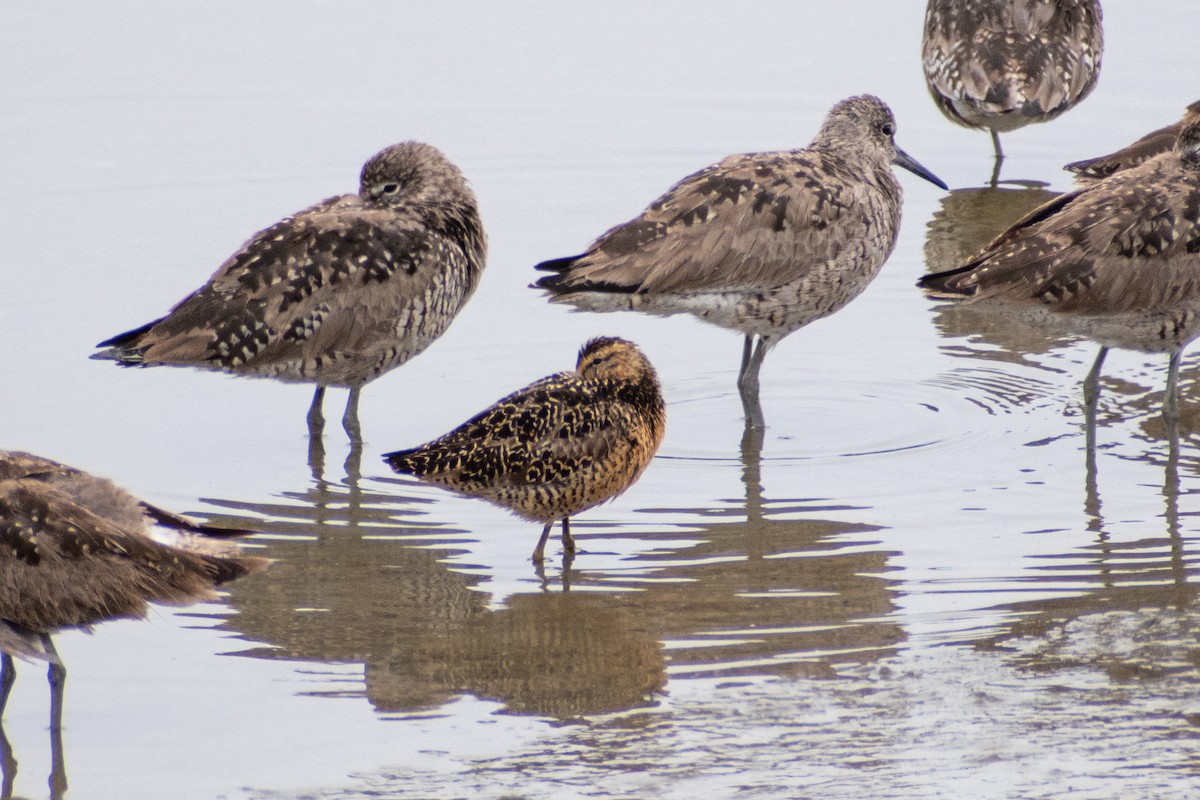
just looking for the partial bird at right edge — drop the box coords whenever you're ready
[918,118,1200,421]
[1065,100,1200,184]
[534,95,946,429]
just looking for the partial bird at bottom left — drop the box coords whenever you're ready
[0,450,267,731]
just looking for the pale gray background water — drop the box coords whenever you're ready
[2,2,1198,798]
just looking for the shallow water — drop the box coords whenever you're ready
[2,2,1200,798]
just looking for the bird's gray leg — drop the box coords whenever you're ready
[738,336,754,385]
[0,653,13,716]
[532,523,553,563]
[0,660,15,800]
[307,386,326,433]
[342,387,363,443]
[739,336,768,430]
[1082,346,1109,411]
[42,636,64,733]
[1165,350,1182,422]
[561,517,575,554]
[307,387,327,477]
[41,637,67,799]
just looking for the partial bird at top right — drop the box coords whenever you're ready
[922,0,1103,166]
[1065,100,1200,184]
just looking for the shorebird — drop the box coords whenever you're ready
[918,118,1200,419]
[0,451,267,732]
[1066,100,1200,183]
[922,0,1103,162]
[384,337,666,563]
[534,95,945,423]
[93,141,487,443]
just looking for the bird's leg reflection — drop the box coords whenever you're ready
[560,549,575,592]
[740,416,765,524]
[0,718,14,800]
[344,437,363,485]
[1163,412,1186,592]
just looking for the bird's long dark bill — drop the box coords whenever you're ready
[893,146,948,190]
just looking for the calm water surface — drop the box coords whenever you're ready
[2,2,1199,798]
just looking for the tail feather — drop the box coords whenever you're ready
[916,264,979,299]
[382,449,419,473]
[532,254,640,295]
[140,502,256,538]
[92,319,161,363]
[532,254,585,292]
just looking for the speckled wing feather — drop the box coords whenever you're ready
[101,196,476,381]
[539,151,883,295]
[387,373,631,492]
[0,479,264,633]
[920,156,1200,314]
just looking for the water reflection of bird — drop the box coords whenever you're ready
[209,478,666,720]
[923,183,1071,371]
[984,415,1199,683]
[0,451,265,796]
[919,120,1200,420]
[922,0,1103,167]
[1066,100,1200,183]
[384,337,666,563]
[534,95,946,427]
[92,141,487,447]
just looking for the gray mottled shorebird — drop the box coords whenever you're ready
[533,95,946,424]
[93,141,487,444]
[383,337,666,563]
[0,450,267,733]
[918,118,1200,419]
[922,0,1103,162]
[1066,100,1200,183]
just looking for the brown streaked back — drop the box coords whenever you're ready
[385,337,666,524]
[919,119,1200,315]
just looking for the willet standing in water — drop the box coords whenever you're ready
[918,118,1200,420]
[1066,100,1200,183]
[0,450,267,734]
[922,0,1103,169]
[384,337,665,563]
[534,95,945,427]
[93,141,487,447]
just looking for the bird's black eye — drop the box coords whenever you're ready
[381,182,401,194]
[881,122,895,136]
